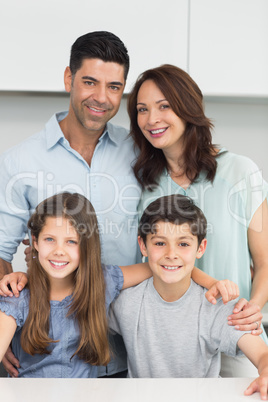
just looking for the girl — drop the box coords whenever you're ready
[0,192,238,378]
[127,64,268,376]
[0,192,152,377]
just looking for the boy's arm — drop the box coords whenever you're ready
[119,263,152,289]
[0,311,17,362]
[238,334,268,400]
[191,267,239,304]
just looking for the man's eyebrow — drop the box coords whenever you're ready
[82,76,98,82]
[81,76,124,86]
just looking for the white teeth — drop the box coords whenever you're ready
[89,106,104,112]
[150,128,166,134]
[50,261,68,267]
[163,266,180,270]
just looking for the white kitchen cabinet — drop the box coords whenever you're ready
[188,0,268,96]
[0,0,188,93]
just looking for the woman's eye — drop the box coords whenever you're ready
[137,107,147,113]
[161,104,169,109]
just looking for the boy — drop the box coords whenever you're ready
[109,194,268,399]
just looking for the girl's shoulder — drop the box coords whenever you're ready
[0,288,30,328]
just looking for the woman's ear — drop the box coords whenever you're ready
[196,238,207,259]
[138,236,148,257]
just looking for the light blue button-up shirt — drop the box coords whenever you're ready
[0,111,141,375]
[0,111,141,266]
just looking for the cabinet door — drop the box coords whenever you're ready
[0,0,189,92]
[189,0,268,96]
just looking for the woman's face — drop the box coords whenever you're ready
[136,80,186,155]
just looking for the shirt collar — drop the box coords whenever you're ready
[45,113,120,149]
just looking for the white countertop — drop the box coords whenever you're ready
[0,377,259,402]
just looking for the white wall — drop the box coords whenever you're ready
[0,92,267,271]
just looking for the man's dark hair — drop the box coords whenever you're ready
[69,31,130,80]
[138,194,207,246]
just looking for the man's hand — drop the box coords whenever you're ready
[244,374,268,400]
[228,298,263,335]
[22,239,32,267]
[2,346,20,377]
[205,279,239,305]
[0,272,28,297]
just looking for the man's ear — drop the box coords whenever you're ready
[196,238,207,259]
[64,66,73,93]
[138,236,148,258]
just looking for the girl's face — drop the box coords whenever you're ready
[136,80,186,155]
[34,216,80,283]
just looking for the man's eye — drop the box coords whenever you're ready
[110,86,120,91]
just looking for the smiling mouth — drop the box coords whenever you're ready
[49,260,69,268]
[149,128,167,137]
[162,265,182,271]
[86,105,106,114]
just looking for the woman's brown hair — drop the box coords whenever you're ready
[127,64,218,190]
[20,192,110,366]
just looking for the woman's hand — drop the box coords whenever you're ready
[0,272,28,297]
[228,298,263,335]
[205,279,239,305]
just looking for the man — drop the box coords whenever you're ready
[0,31,141,377]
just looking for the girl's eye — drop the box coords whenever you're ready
[45,237,54,242]
[67,240,77,245]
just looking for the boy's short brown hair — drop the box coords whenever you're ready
[138,194,207,246]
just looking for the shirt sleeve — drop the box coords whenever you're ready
[228,155,268,227]
[205,298,250,357]
[103,264,124,309]
[0,152,30,262]
[0,290,29,329]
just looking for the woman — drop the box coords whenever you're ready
[127,64,268,377]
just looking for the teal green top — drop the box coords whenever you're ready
[139,150,268,303]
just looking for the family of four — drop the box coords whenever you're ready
[0,31,267,399]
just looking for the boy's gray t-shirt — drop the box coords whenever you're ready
[109,278,248,378]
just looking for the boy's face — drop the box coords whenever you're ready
[138,221,206,289]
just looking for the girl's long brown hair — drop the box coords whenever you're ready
[127,64,218,190]
[20,192,110,366]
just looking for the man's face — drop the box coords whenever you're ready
[65,58,125,136]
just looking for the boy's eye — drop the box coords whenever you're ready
[179,242,189,247]
[155,242,165,246]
